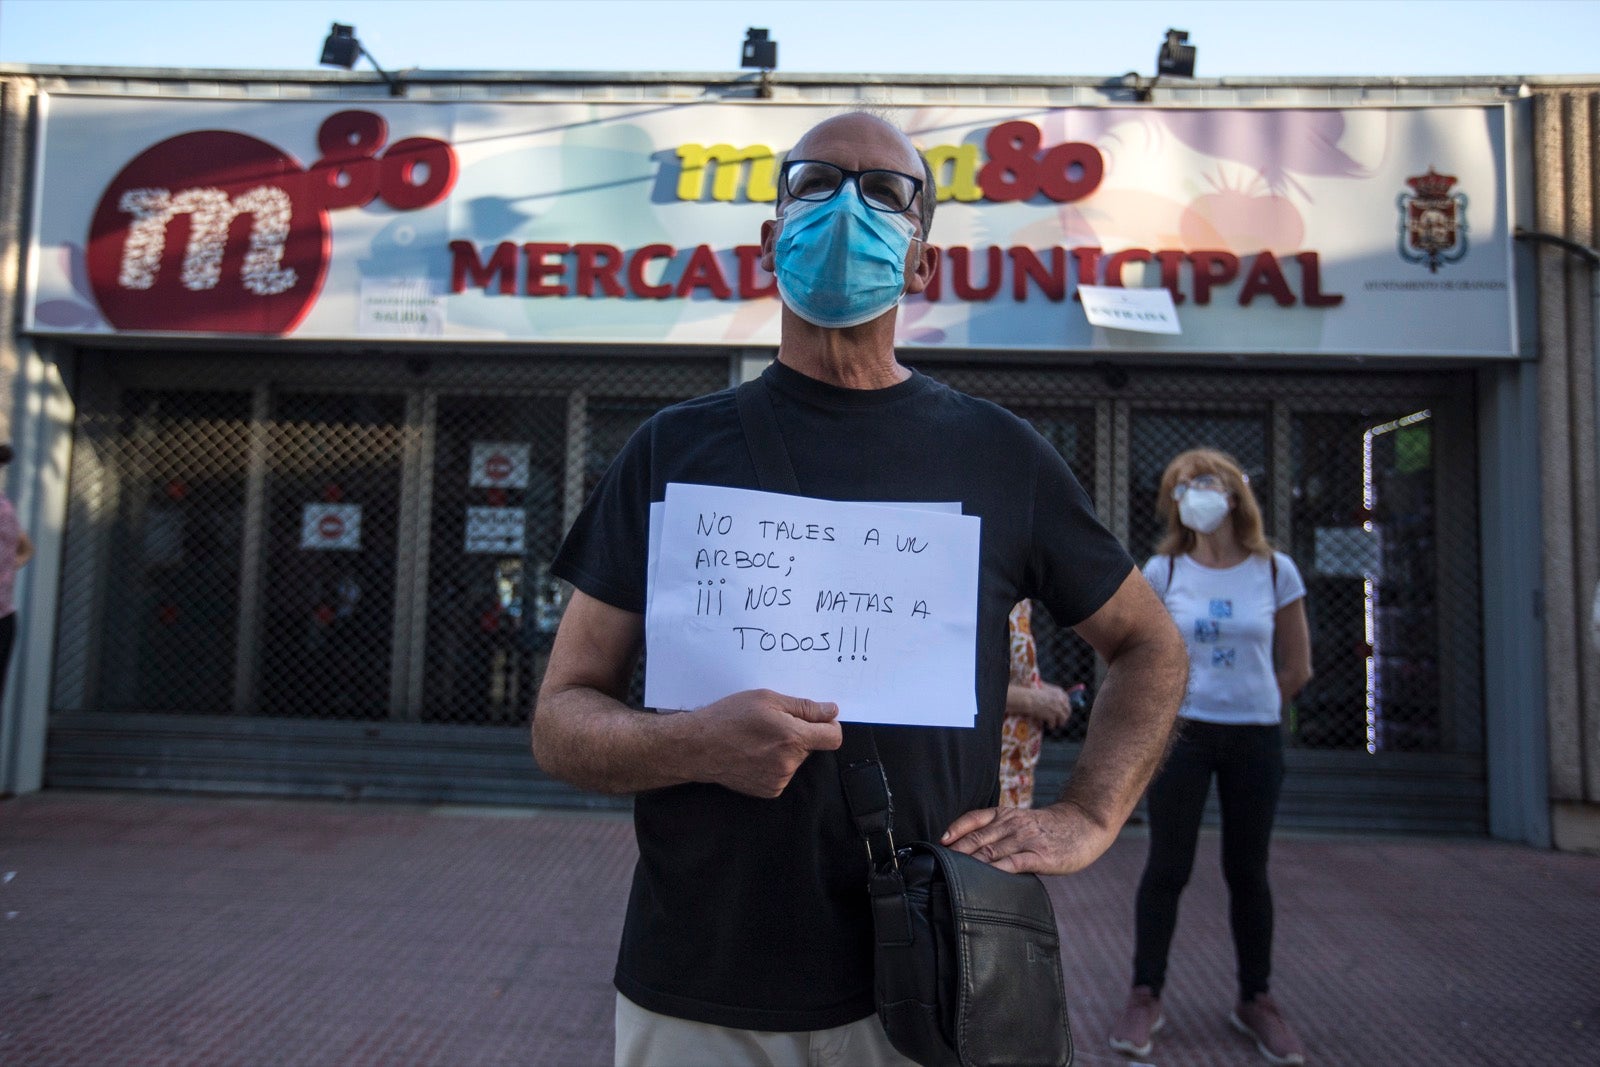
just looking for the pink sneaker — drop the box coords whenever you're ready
[1108,985,1164,1057]
[1230,993,1306,1065]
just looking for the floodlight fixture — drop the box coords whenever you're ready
[319,22,406,97]
[741,27,778,99]
[320,24,360,68]
[1156,28,1196,78]
[741,28,778,70]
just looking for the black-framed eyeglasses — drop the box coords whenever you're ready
[779,159,923,215]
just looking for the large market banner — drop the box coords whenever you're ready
[25,95,1517,357]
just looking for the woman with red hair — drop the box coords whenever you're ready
[1110,448,1313,1066]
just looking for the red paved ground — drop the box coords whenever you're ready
[1,792,1595,1066]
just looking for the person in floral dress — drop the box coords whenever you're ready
[1000,600,1080,809]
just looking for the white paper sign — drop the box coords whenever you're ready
[300,503,362,551]
[358,278,446,337]
[465,506,526,554]
[469,442,532,488]
[645,483,981,728]
[645,497,962,623]
[1078,284,1182,334]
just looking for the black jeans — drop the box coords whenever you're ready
[0,611,14,707]
[1132,719,1285,1002]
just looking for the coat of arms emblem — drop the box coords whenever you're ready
[1397,167,1468,272]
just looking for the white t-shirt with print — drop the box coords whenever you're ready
[1143,551,1306,726]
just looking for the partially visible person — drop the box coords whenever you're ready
[1000,599,1080,809]
[0,444,34,707]
[1109,448,1313,1066]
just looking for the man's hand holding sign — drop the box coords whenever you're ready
[534,589,846,799]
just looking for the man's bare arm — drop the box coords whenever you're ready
[1054,564,1187,837]
[531,589,843,797]
[942,566,1186,874]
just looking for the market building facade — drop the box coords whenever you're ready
[0,64,1594,849]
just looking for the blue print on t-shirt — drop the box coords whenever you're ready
[1209,599,1233,618]
[1193,619,1221,643]
[1212,647,1236,668]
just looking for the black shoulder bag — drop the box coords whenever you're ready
[735,376,1074,1067]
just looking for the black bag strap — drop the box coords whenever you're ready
[837,725,899,870]
[733,375,898,873]
[735,377,801,495]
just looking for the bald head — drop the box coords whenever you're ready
[790,113,920,171]
[785,112,937,239]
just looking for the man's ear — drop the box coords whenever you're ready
[904,241,940,296]
[759,218,779,273]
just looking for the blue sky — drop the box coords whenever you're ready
[0,0,1595,78]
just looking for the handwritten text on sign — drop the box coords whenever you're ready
[645,484,980,728]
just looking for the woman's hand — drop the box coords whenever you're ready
[1005,681,1076,730]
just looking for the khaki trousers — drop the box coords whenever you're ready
[614,994,919,1067]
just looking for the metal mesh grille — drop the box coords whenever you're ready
[419,394,565,724]
[52,389,254,714]
[923,360,1482,755]
[54,352,1481,758]
[258,393,406,720]
[1285,407,1468,752]
[53,354,726,726]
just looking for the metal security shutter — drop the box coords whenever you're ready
[927,360,1486,835]
[47,350,726,806]
[47,351,1487,832]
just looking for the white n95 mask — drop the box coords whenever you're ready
[1177,489,1231,534]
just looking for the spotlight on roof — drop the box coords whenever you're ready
[318,22,406,97]
[1156,28,1196,78]
[741,27,778,99]
[319,23,361,68]
[741,27,778,70]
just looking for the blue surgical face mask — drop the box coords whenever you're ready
[772,183,919,329]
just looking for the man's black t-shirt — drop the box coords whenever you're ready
[551,359,1134,1031]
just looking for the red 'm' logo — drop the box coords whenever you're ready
[87,111,457,335]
